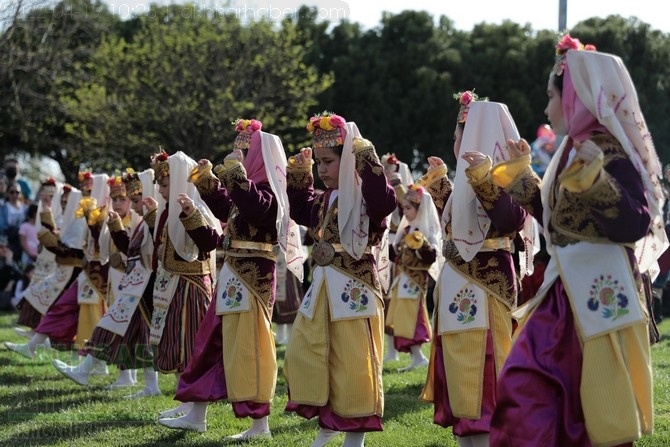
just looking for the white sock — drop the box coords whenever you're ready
[131,369,138,383]
[183,402,208,423]
[383,334,398,360]
[113,369,134,385]
[342,432,365,447]
[410,344,427,365]
[275,324,286,340]
[249,415,269,433]
[310,428,340,447]
[27,332,48,352]
[78,355,101,373]
[143,368,159,392]
[285,323,293,342]
[457,436,473,447]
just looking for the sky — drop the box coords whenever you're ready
[102,0,670,34]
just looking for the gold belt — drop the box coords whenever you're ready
[479,237,511,252]
[229,240,274,252]
[330,243,372,254]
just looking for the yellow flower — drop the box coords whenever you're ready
[319,118,334,131]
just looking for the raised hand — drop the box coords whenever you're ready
[461,151,488,167]
[506,138,532,159]
[427,156,445,170]
[176,193,195,216]
[289,147,313,167]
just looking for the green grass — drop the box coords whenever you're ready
[1,313,669,446]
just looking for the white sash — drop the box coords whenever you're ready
[97,263,151,336]
[215,263,252,314]
[106,268,126,306]
[77,270,105,305]
[149,266,180,344]
[436,262,488,334]
[23,265,75,315]
[391,271,421,300]
[299,265,379,321]
[31,250,56,284]
[554,242,643,340]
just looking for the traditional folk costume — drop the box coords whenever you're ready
[14,181,71,333]
[5,173,111,358]
[159,120,303,439]
[53,170,159,391]
[489,40,666,447]
[385,184,440,372]
[284,115,397,444]
[419,100,534,447]
[149,150,218,374]
[381,153,414,362]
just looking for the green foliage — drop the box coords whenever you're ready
[1,3,670,180]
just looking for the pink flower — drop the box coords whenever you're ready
[249,119,262,131]
[460,91,473,105]
[584,44,597,51]
[329,114,346,128]
[557,34,581,51]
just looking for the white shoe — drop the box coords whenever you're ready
[158,416,206,432]
[397,357,429,373]
[4,342,35,360]
[14,327,35,339]
[225,429,272,441]
[52,360,89,385]
[158,402,193,419]
[383,352,399,362]
[124,387,162,399]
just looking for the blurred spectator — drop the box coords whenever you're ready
[0,171,7,205]
[0,181,28,262]
[3,158,33,201]
[0,236,22,311]
[530,124,557,178]
[19,203,39,266]
[11,263,35,310]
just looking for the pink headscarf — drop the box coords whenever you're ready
[243,131,269,184]
[561,66,608,142]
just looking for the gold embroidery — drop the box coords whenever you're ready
[219,162,249,192]
[287,167,313,189]
[162,236,211,276]
[450,255,516,309]
[419,171,452,213]
[194,174,218,196]
[505,168,540,217]
[227,257,275,310]
[39,211,56,230]
[38,229,59,248]
[107,216,124,233]
[143,208,157,228]
[551,134,628,245]
[471,173,502,210]
[354,145,384,176]
[180,208,208,231]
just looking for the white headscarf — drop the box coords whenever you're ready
[59,187,84,250]
[446,101,538,274]
[546,50,667,273]
[394,189,443,280]
[154,151,222,262]
[259,132,305,281]
[138,168,156,263]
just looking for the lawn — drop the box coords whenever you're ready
[1,312,669,446]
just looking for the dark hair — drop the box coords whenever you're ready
[552,72,564,95]
[319,145,343,157]
[27,203,38,219]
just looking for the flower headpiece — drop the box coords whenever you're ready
[78,170,93,191]
[107,175,127,198]
[62,184,73,194]
[551,34,597,76]
[122,169,143,197]
[306,112,346,148]
[232,118,262,151]
[150,147,170,183]
[405,184,425,205]
[41,177,58,195]
[453,90,486,124]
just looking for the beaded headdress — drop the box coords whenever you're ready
[122,169,143,197]
[41,177,57,195]
[306,112,346,148]
[405,184,425,205]
[78,170,93,191]
[551,34,597,76]
[107,175,127,198]
[453,90,486,124]
[150,148,170,183]
[233,119,262,151]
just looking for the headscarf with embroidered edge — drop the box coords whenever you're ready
[542,49,667,273]
[394,186,443,280]
[446,101,538,276]
[258,131,305,281]
[60,187,85,250]
[153,151,222,263]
